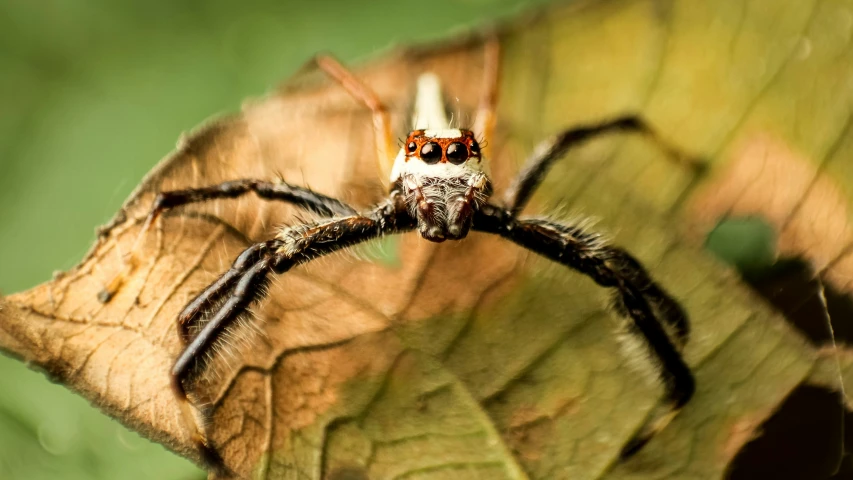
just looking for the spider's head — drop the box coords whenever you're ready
[391,128,493,242]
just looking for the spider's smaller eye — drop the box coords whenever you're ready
[420,142,441,164]
[470,141,481,156]
[446,142,468,164]
[407,141,417,153]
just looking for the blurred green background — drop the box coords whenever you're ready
[0,0,557,478]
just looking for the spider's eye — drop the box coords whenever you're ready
[446,142,469,164]
[407,141,417,153]
[470,141,481,156]
[420,142,441,164]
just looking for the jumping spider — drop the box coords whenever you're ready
[101,40,697,474]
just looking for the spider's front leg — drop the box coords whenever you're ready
[171,195,413,474]
[473,204,695,457]
[98,179,356,302]
[501,115,703,344]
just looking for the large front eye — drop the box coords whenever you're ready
[420,142,441,164]
[446,142,468,164]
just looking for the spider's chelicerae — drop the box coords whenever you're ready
[102,40,697,473]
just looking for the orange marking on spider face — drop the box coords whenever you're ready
[403,129,482,164]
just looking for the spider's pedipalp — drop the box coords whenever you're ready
[397,171,492,242]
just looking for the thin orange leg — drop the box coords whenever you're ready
[315,55,396,181]
[473,36,501,155]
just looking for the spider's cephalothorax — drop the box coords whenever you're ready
[104,43,701,475]
[393,128,492,241]
[388,73,493,242]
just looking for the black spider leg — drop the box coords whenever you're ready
[175,240,279,345]
[98,178,357,303]
[144,178,357,230]
[502,116,695,346]
[171,197,413,475]
[473,205,695,457]
[169,238,282,475]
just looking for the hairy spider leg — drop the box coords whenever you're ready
[494,115,702,452]
[171,199,413,474]
[97,180,356,303]
[500,115,704,343]
[503,115,705,218]
[170,240,281,478]
[314,55,397,181]
[176,240,282,344]
[473,204,695,457]
[473,35,501,154]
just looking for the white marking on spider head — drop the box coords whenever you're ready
[412,73,449,130]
